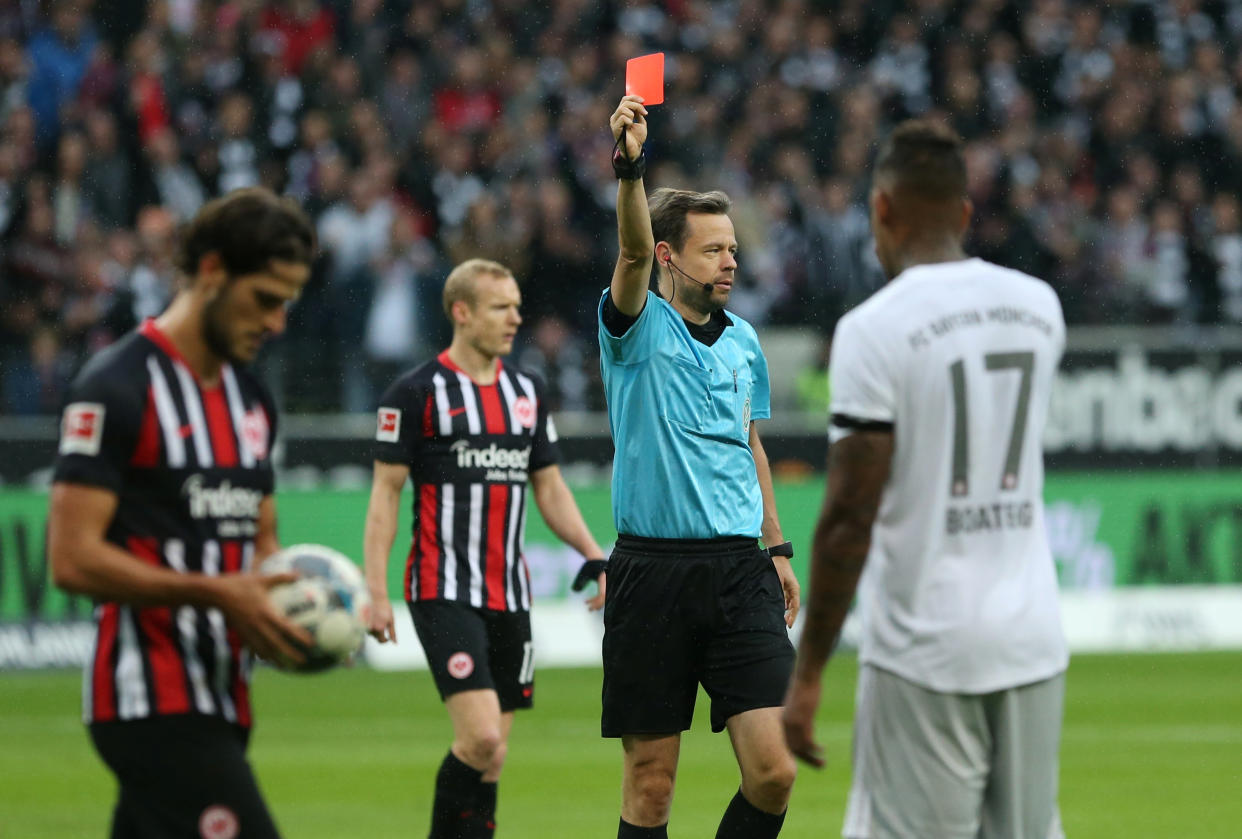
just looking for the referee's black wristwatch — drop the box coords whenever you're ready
[766,541,794,559]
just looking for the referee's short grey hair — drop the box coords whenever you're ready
[648,188,732,253]
[442,258,514,319]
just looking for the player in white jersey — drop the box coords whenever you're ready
[783,121,1068,839]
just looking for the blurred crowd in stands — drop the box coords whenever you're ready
[3,0,1242,415]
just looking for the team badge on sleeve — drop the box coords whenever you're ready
[60,402,105,456]
[241,407,269,461]
[377,407,402,442]
[513,397,536,429]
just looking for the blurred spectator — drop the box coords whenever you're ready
[364,209,439,400]
[516,315,597,413]
[9,0,1242,417]
[25,0,96,143]
[140,127,205,223]
[0,36,28,124]
[1210,192,1242,322]
[128,205,176,321]
[51,129,92,244]
[2,324,74,414]
[82,109,132,229]
[317,167,393,411]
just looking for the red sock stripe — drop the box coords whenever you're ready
[478,383,507,433]
[417,484,440,600]
[201,386,239,467]
[485,485,510,610]
[130,387,160,467]
[92,603,120,721]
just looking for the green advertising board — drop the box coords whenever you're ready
[3,472,1241,628]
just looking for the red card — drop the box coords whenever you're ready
[625,53,665,105]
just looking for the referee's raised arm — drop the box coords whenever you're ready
[609,95,653,316]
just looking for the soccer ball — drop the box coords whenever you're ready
[262,544,371,673]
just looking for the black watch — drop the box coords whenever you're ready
[767,541,794,558]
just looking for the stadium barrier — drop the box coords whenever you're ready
[4,475,1241,670]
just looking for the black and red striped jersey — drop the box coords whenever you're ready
[52,320,277,727]
[374,351,560,613]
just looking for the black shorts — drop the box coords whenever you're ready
[408,600,534,712]
[601,535,795,737]
[89,714,280,839]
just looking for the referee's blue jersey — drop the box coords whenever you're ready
[598,290,771,539]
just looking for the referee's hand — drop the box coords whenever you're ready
[610,96,647,161]
[782,677,826,768]
[770,555,800,628]
[572,559,608,612]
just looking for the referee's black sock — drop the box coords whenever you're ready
[429,751,486,839]
[715,788,786,839]
[618,817,669,838]
[477,780,498,837]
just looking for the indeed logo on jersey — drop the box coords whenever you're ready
[450,440,530,481]
[182,475,263,520]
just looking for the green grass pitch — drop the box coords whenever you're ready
[1,652,1240,838]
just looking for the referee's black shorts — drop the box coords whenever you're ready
[601,535,794,737]
[89,714,280,839]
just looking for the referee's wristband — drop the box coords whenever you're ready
[612,129,647,180]
[766,541,794,559]
[571,559,608,592]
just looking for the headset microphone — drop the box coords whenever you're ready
[664,257,714,293]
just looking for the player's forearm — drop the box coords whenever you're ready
[534,481,604,558]
[362,491,400,600]
[51,537,229,609]
[793,512,871,684]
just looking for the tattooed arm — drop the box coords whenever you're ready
[782,428,894,766]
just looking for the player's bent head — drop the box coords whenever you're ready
[180,188,316,364]
[649,188,732,256]
[177,187,315,284]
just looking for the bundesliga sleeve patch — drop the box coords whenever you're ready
[59,402,105,456]
[545,414,559,443]
[377,407,401,442]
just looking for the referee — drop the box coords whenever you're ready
[598,95,800,839]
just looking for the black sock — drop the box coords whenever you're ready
[477,780,498,837]
[429,751,485,839]
[715,789,786,839]
[618,817,669,838]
